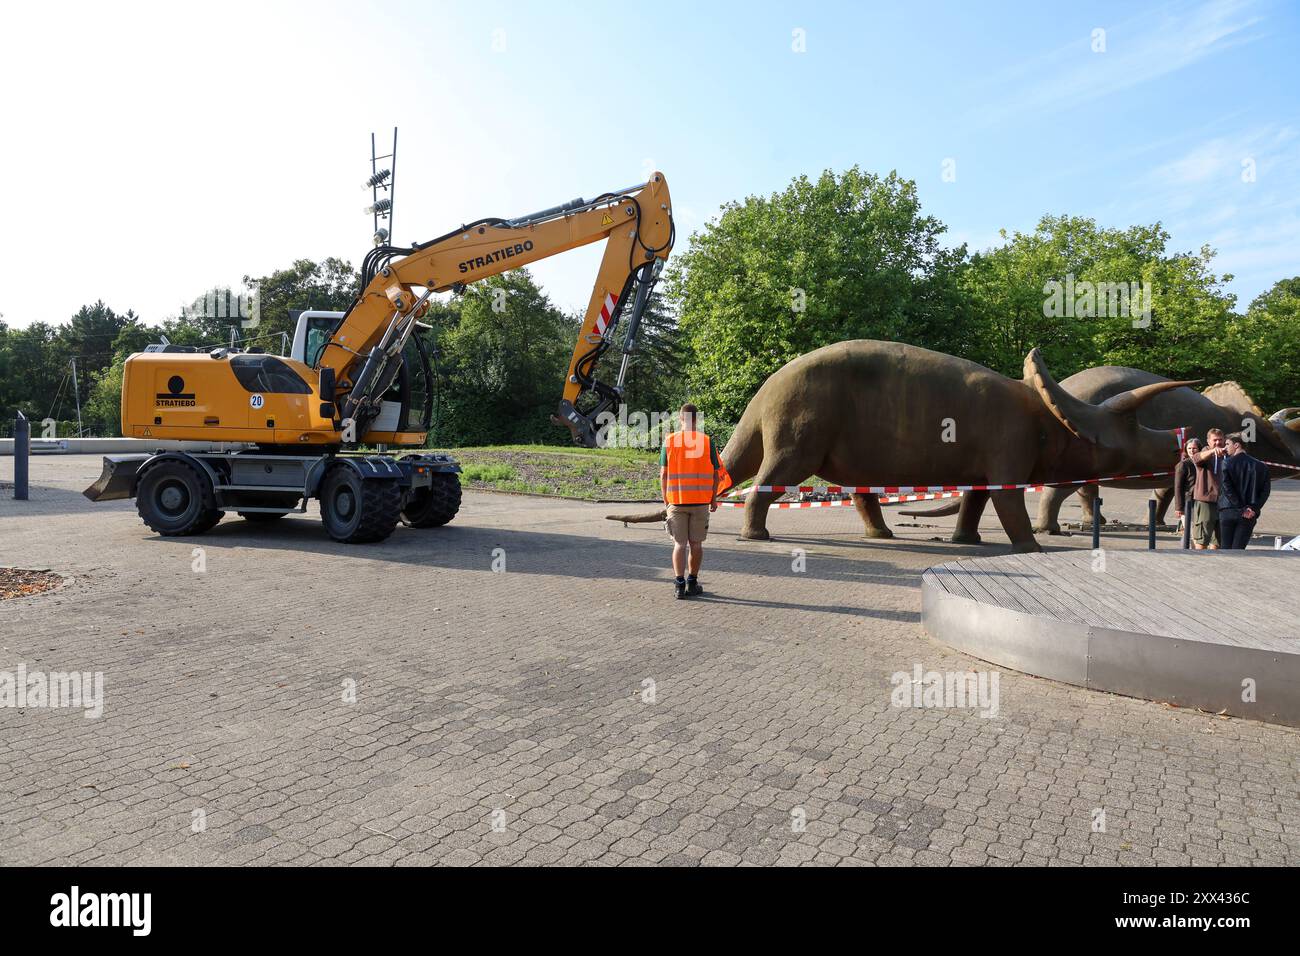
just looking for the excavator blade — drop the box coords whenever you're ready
[83,454,149,501]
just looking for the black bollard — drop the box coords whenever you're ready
[1147,498,1157,550]
[1181,505,1192,550]
[1091,496,1102,550]
[14,411,29,501]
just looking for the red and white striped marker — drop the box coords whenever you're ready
[592,291,617,336]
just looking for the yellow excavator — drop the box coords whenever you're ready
[85,173,675,542]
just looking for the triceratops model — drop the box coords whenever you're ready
[1026,369,1300,533]
[711,341,1193,552]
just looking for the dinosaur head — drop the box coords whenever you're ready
[1024,348,1198,473]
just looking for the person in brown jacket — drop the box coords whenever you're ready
[1190,428,1226,549]
[1173,437,1201,532]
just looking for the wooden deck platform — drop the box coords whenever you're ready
[922,550,1300,726]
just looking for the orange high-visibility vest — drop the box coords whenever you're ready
[665,430,717,505]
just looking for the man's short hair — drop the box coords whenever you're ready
[1207,427,1225,438]
[1226,432,1244,446]
[680,403,698,426]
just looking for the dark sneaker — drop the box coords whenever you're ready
[686,578,703,596]
[675,581,687,600]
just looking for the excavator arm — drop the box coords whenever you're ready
[317,173,674,446]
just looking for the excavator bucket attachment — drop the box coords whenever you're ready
[553,401,602,448]
[83,454,149,501]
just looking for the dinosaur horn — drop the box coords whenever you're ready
[1024,348,1098,441]
[1101,379,1202,415]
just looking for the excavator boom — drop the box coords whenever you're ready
[320,173,674,446]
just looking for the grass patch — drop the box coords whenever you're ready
[435,444,660,500]
[459,462,517,483]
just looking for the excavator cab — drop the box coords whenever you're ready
[291,309,434,438]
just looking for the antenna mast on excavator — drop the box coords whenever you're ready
[364,128,397,246]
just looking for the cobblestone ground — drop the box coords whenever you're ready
[1,455,1297,866]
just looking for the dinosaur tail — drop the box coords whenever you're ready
[898,500,963,518]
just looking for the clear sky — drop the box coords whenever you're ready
[1,0,1296,329]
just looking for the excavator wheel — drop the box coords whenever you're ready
[320,467,401,543]
[136,459,223,536]
[400,473,463,528]
[192,509,227,534]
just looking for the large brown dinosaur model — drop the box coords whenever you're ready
[610,341,1193,552]
[904,370,1300,533]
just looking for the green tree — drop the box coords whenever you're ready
[962,216,1237,383]
[155,285,260,350]
[58,301,131,415]
[430,269,574,446]
[667,167,969,423]
[0,321,70,421]
[84,355,126,436]
[1225,277,1300,412]
[241,258,359,351]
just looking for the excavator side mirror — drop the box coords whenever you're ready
[319,367,336,403]
[319,367,337,420]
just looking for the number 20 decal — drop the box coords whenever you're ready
[250,394,265,409]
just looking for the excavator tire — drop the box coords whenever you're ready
[136,458,223,536]
[192,509,226,534]
[320,467,401,543]
[400,472,462,528]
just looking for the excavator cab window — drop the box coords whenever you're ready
[229,354,313,394]
[304,317,335,368]
[386,332,433,432]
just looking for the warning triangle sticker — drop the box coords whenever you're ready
[601,213,614,226]
[141,427,152,437]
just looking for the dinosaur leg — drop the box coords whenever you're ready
[950,490,990,545]
[852,492,894,539]
[740,448,819,541]
[1077,485,1108,525]
[991,489,1042,553]
[1032,486,1073,535]
[1154,486,1174,525]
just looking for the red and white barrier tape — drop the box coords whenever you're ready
[709,456,1298,511]
[725,470,1172,497]
[715,490,968,509]
[716,498,852,509]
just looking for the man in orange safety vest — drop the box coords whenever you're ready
[660,403,723,600]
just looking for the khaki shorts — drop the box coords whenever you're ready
[666,504,709,544]
[1192,500,1220,547]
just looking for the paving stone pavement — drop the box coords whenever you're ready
[1,455,1297,866]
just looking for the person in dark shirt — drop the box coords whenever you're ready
[1218,432,1271,550]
